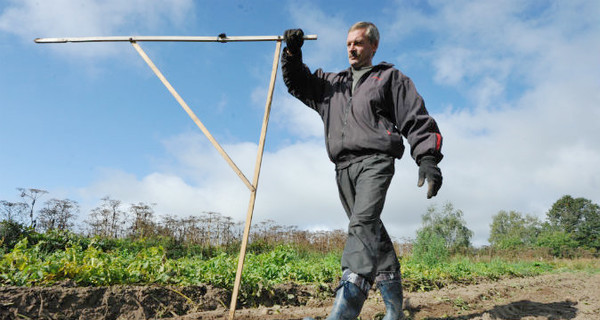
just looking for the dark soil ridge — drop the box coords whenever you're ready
[0,281,324,320]
[1,273,599,319]
[0,281,225,319]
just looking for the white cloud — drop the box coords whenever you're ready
[0,0,194,58]
[271,90,324,139]
[257,140,341,227]
[79,132,342,230]
[382,0,600,245]
[286,2,348,69]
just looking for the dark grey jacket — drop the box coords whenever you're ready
[281,50,443,168]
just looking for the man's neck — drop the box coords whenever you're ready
[351,66,374,93]
[351,64,373,71]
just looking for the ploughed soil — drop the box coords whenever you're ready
[1,272,598,319]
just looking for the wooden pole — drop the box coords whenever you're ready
[130,41,255,191]
[228,40,282,320]
[35,34,317,43]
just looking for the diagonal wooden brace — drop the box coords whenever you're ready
[130,41,255,191]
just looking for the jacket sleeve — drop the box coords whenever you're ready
[281,49,329,112]
[392,72,443,165]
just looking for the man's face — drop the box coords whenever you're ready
[347,28,378,69]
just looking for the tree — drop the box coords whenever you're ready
[17,188,48,229]
[0,200,29,223]
[220,216,236,246]
[157,214,179,240]
[546,195,600,250]
[419,202,473,252]
[128,202,156,239]
[88,196,125,238]
[37,198,79,232]
[536,224,579,257]
[489,210,541,249]
[203,211,222,246]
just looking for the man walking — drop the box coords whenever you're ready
[282,22,443,320]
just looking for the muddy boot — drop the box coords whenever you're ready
[304,270,370,320]
[377,275,404,320]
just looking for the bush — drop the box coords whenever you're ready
[27,229,90,253]
[536,230,579,258]
[0,220,30,251]
[412,229,449,266]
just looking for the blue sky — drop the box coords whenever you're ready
[1,0,599,246]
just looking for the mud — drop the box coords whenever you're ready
[1,273,598,319]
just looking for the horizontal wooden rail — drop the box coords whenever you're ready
[34,35,317,44]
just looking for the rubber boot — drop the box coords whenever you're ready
[303,276,369,320]
[377,279,404,320]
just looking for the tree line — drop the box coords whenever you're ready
[487,195,600,256]
[1,188,599,257]
[0,188,347,253]
[410,196,599,259]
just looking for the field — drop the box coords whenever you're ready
[0,272,598,319]
[0,237,598,319]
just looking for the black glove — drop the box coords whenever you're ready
[418,156,442,199]
[283,29,304,54]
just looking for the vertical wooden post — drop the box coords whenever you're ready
[228,40,282,320]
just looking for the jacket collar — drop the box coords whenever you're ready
[340,61,394,76]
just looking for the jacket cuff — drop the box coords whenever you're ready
[282,46,303,62]
[417,154,441,166]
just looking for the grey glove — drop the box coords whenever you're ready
[418,156,442,199]
[283,29,304,54]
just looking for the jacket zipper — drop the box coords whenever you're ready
[341,70,373,149]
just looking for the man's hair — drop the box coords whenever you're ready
[348,21,380,45]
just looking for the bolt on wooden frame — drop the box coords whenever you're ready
[35,34,317,320]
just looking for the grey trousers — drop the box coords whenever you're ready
[336,153,401,284]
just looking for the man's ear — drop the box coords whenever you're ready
[372,41,379,57]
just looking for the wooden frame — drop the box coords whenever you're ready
[35,34,317,320]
